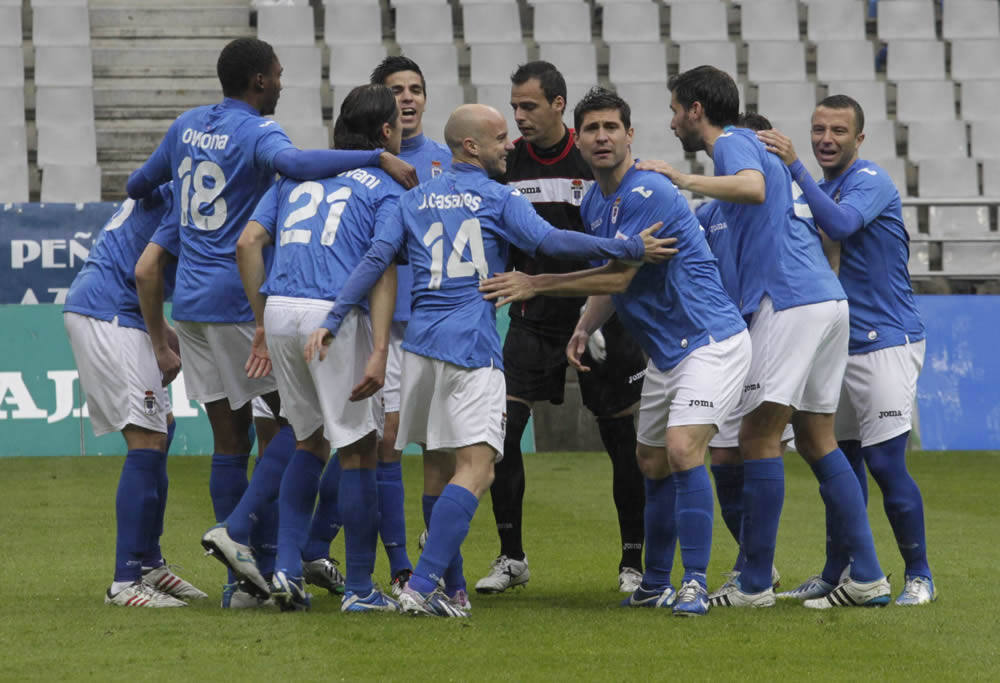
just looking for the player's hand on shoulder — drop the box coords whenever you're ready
[350,347,388,402]
[756,130,798,166]
[303,328,333,363]
[245,325,272,379]
[379,152,419,189]
[566,328,592,373]
[479,271,537,308]
[634,159,688,189]
[637,222,678,263]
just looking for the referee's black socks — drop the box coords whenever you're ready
[597,414,645,572]
[489,400,531,562]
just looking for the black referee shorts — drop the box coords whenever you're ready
[503,315,646,417]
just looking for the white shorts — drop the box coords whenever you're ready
[637,330,752,447]
[64,312,172,437]
[382,321,407,414]
[396,351,507,460]
[174,319,277,410]
[738,296,849,417]
[709,408,794,449]
[264,296,380,448]
[835,338,925,447]
[251,395,287,421]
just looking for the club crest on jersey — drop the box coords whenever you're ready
[611,197,622,224]
[571,179,585,204]
[143,391,158,416]
[431,160,442,178]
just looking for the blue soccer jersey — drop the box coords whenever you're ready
[695,199,738,305]
[65,184,178,332]
[135,98,296,323]
[818,159,925,354]
[381,164,562,370]
[582,167,745,372]
[712,127,845,315]
[394,133,452,322]
[250,166,404,301]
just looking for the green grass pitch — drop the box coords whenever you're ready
[1,451,997,681]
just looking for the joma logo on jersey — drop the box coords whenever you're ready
[631,186,653,199]
[181,128,229,151]
[520,186,541,194]
[689,399,715,407]
[878,410,903,418]
[743,383,761,393]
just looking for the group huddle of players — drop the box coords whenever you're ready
[63,36,934,617]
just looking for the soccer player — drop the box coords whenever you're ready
[481,87,751,616]
[235,84,405,612]
[368,56,454,594]
[479,61,649,595]
[64,184,205,607]
[757,95,934,605]
[304,103,674,617]
[125,37,416,598]
[638,65,890,609]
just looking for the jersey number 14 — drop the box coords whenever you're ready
[422,218,488,290]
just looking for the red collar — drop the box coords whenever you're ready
[523,129,576,166]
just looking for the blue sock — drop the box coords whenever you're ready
[822,440,865,583]
[640,475,676,590]
[741,457,784,593]
[377,461,412,576]
[339,467,380,595]
[811,448,884,583]
[710,463,743,571]
[422,494,466,593]
[840,439,869,505]
[674,466,713,588]
[115,450,162,583]
[225,425,295,544]
[251,498,278,580]
[411,484,479,594]
[864,432,931,580]
[303,455,342,562]
[276,450,324,579]
[142,449,169,568]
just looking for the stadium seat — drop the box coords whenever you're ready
[273,87,323,126]
[30,0,88,5]
[475,84,519,135]
[0,86,25,126]
[277,46,322,87]
[669,2,728,42]
[950,40,1000,81]
[859,120,898,159]
[982,159,1000,195]
[34,46,93,86]
[615,83,670,129]
[815,40,876,82]
[824,80,888,121]
[877,1,936,41]
[609,42,668,85]
[281,123,330,150]
[32,5,90,46]
[907,121,968,161]
[0,123,27,165]
[918,158,987,235]
[256,5,314,46]
[0,161,29,202]
[603,3,661,44]
[538,43,597,84]
[970,121,1000,160]
[0,7,21,46]
[895,81,957,122]
[566,82,593,109]
[323,3,382,44]
[741,1,800,42]
[328,43,386,85]
[907,241,929,273]
[36,123,97,166]
[631,127,687,166]
[807,1,866,42]
[677,41,737,78]
[533,4,590,43]
[35,87,95,127]
[755,82,818,122]
[40,164,102,203]
[395,4,454,44]
[419,84,465,140]
[886,40,946,81]
[395,44,456,84]
[469,43,527,85]
[747,41,806,82]
[960,80,1000,121]
[942,242,999,274]
[462,5,522,44]
[942,0,1000,40]
[0,46,22,86]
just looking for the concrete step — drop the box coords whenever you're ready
[91,0,250,7]
[90,6,252,39]
[101,166,132,200]
[93,77,221,109]
[92,46,225,78]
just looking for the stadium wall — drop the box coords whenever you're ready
[0,204,995,455]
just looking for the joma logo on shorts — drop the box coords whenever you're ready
[627,370,647,384]
[689,399,714,407]
[743,383,761,393]
[878,410,903,418]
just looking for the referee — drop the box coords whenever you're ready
[475,61,648,595]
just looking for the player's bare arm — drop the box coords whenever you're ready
[566,295,616,373]
[481,258,641,307]
[350,264,397,402]
[235,220,274,379]
[635,161,766,205]
[135,242,181,387]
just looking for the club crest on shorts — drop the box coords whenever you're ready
[143,391,158,416]
[431,160,442,178]
[611,197,622,224]
[571,178,584,204]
